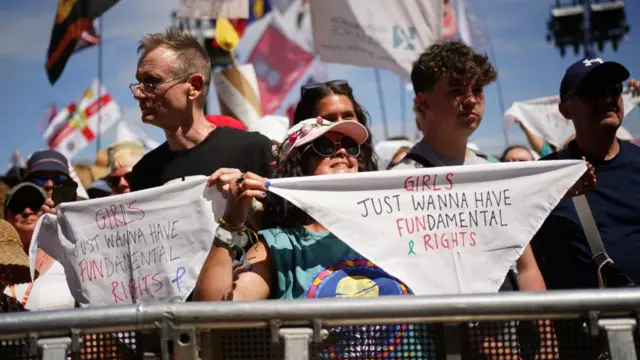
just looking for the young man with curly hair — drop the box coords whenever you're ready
[393,41,546,291]
[394,41,499,167]
[391,42,550,358]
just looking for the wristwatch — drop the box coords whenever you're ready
[214,226,248,250]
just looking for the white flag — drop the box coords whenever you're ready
[268,160,586,295]
[8,148,25,169]
[177,0,249,19]
[44,79,121,160]
[504,92,640,148]
[310,0,442,79]
[31,176,226,306]
[453,0,490,49]
[116,121,160,151]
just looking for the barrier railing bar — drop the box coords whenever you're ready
[1,289,639,336]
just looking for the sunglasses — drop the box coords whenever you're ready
[8,198,44,215]
[570,82,623,101]
[106,172,133,188]
[301,80,350,96]
[29,174,68,187]
[306,135,360,158]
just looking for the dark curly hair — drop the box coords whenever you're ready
[292,81,378,172]
[411,41,497,94]
[261,148,313,229]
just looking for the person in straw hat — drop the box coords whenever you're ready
[0,219,30,312]
[105,140,146,195]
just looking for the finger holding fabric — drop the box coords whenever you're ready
[566,157,597,197]
[40,198,57,216]
[207,168,242,198]
[223,172,269,227]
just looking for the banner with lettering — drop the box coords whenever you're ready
[504,92,640,148]
[310,0,442,79]
[31,176,225,307]
[268,160,586,295]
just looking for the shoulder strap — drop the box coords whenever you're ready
[571,195,615,284]
[401,152,435,168]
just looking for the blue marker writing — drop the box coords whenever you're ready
[171,266,186,292]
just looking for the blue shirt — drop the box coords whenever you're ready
[532,140,640,289]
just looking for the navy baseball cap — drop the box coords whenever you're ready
[25,150,69,176]
[560,57,629,101]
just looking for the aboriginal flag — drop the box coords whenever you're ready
[45,0,119,85]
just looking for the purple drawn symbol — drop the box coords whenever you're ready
[171,266,186,292]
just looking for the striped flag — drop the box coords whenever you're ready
[43,79,121,160]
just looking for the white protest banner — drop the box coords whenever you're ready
[177,0,249,20]
[268,160,586,295]
[504,92,640,148]
[31,176,225,307]
[310,0,442,79]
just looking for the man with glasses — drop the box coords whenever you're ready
[23,150,70,199]
[125,27,274,191]
[531,58,640,290]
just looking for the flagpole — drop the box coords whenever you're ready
[400,75,406,137]
[97,17,103,155]
[476,9,509,147]
[374,69,389,139]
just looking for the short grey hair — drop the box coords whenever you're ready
[138,27,211,100]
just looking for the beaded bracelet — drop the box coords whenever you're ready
[217,218,245,232]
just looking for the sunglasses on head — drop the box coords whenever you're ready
[305,135,360,158]
[106,172,133,188]
[29,174,68,187]
[301,80,350,96]
[570,82,623,101]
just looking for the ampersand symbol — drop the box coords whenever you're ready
[171,266,186,292]
[408,240,416,256]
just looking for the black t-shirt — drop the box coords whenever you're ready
[531,140,640,289]
[129,127,274,191]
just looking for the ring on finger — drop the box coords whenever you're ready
[235,174,244,187]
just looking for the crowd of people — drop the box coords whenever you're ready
[1,27,640,358]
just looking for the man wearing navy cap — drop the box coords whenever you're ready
[532,57,639,288]
[530,56,639,359]
[23,150,70,199]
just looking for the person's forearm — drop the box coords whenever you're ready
[193,246,236,301]
[519,122,545,155]
[517,269,547,291]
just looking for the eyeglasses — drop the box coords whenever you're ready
[106,172,133,189]
[129,74,192,95]
[29,174,68,187]
[567,82,623,101]
[305,135,360,158]
[301,80,350,96]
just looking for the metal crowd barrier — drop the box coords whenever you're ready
[0,288,639,360]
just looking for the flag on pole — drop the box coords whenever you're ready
[115,121,161,151]
[8,148,25,169]
[43,79,121,160]
[451,0,490,49]
[45,0,120,84]
[38,104,58,131]
[310,0,442,79]
[247,12,314,115]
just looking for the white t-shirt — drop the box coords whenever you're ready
[3,261,75,311]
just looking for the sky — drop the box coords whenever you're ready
[0,0,638,167]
